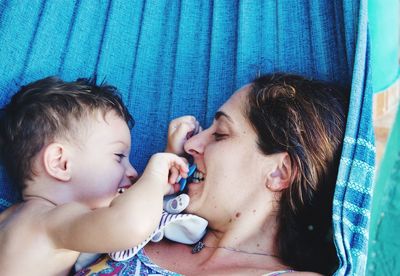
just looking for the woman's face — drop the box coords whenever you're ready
[184,85,278,228]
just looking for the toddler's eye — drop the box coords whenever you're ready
[115,153,126,162]
[212,132,227,141]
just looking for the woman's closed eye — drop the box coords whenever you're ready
[115,153,126,162]
[212,132,228,141]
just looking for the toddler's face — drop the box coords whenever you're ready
[69,110,137,208]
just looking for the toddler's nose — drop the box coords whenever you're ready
[126,163,138,181]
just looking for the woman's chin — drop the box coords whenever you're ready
[186,181,205,213]
[187,180,204,195]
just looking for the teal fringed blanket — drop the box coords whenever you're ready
[368,105,400,274]
[0,1,374,275]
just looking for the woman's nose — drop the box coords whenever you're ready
[184,128,209,157]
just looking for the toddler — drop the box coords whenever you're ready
[0,76,188,275]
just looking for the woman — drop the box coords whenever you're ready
[77,73,347,275]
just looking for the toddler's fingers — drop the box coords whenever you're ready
[162,153,188,174]
[175,115,196,124]
[176,121,197,137]
[165,183,181,195]
[169,116,196,132]
[179,156,189,173]
[166,185,176,195]
[175,159,189,178]
[169,167,179,184]
[186,120,202,139]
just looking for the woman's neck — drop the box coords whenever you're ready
[147,201,288,274]
[203,204,280,257]
[203,219,279,259]
[146,212,288,275]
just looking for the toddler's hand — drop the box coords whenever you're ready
[166,116,201,155]
[141,153,189,195]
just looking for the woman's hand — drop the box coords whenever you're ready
[166,115,201,155]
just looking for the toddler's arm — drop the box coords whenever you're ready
[46,153,188,253]
[165,115,200,183]
[166,115,200,155]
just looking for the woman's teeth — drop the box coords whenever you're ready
[192,171,205,183]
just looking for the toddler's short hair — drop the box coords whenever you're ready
[0,76,133,191]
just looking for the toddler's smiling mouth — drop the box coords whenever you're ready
[117,185,131,194]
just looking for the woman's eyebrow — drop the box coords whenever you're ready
[214,111,233,123]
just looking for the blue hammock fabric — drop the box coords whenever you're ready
[0,1,374,275]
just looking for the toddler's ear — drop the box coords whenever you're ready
[43,143,71,181]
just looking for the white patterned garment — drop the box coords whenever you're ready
[109,211,208,261]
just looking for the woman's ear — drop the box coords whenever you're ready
[265,153,293,192]
[43,143,71,181]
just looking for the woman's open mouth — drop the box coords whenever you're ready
[180,165,206,193]
[191,170,205,183]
